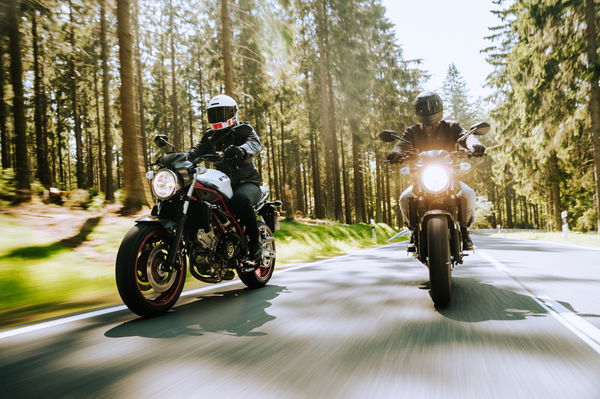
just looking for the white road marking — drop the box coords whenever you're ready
[0,243,399,340]
[478,249,600,356]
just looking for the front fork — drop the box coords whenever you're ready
[162,181,197,272]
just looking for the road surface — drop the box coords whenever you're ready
[1,234,600,398]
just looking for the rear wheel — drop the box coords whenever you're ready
[115,223,186,317]
[239,222,275,288]
[427,216,452,308]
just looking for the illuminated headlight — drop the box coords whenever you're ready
[421,165,450,193]
[152,169,180,199]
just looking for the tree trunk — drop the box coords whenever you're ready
[327,69,343,221]
[101,0,115,202]
[0,39,10,169]
[56,90,65,188]
[504,184,513,228]
[93,70,104,193]
[133,0,148,165]
[309,126,323,218]
[32,12,50,187]
[7,0,30,201]
[293,138,305,215]
[375,153,382,221]
[548,152,562,231]
[68,0,86,188]
[159,35,167,136]
[584,0,600,233]
[168,0,181,149]
[196,51,206,131]
[116,0,150,211]
[303,72,323,218]
[187,84,194,148]
[340,134,352,224]
[268,121,280,200]
[385,167,392,224]
[351,132,366,223]
[316,0,334,218]
[85,100,95,188]
[220,0,234,96]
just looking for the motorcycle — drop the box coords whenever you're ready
[115,134,281,317]
[379,122,490,308]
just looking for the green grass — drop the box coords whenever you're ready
[0,215,115,326]
[489,231,600,248]
[0,213,402,327]
[275,220,400,263]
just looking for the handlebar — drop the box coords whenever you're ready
[191,152,224,164]
[384,149,484,165]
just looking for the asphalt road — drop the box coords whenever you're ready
[1,235,600,399]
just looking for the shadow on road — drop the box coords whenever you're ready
[104,284,287,339]
[438,277,547,322]
[437,277,600,322]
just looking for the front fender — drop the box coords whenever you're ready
[419,210,461,265]
[135,216,178,236]
[419,210,457,229]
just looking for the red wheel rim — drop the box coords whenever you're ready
[134,230,185,306]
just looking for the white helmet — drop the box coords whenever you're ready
[207,94,238,130]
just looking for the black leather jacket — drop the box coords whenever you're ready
[390,120,483,155]
[187,122,262,186]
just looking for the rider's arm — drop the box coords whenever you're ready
[452,122,483,152]
[391,127,415,155]
[234,123,262,157]
[187,130,211,160]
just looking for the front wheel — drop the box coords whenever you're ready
[427,216,452,308]
[115,223,186,317]
[239,222,276,288]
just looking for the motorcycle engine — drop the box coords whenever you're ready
[219,233,242,261]
[196,228,218,251]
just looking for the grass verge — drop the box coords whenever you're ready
[486,230,600,249]
[0,213,401,328]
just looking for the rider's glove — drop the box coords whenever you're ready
[386,150,403,163]
[224,145,246,161]
[472,144,485,157]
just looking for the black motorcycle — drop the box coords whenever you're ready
[115,135,281,317]
[379,122,490,307]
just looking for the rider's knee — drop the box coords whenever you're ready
[229,193,251,211]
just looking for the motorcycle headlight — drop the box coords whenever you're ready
[152,169,180,199]
[421,165,450,194]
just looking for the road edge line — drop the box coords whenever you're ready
[478,249,600,356]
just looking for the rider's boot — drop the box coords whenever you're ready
[249,238,263,261]
[461,226,474,250]
[240,236,262,273]
[407,230,416,252]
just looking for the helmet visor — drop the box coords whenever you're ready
[207,106,236,124]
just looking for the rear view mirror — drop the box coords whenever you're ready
[469,122,491,135]
[379,130,400,142]
[154,135,169,148]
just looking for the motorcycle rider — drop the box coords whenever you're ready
[187,94,263,266]
[386,91,485,250]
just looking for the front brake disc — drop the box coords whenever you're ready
[146,244,177,293]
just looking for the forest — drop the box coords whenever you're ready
[0,0,598,233]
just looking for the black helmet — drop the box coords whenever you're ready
[414,91,443,125]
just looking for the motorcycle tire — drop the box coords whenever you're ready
[115,223,186,318]
[239,222,276,288]
[427,215,452,308]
